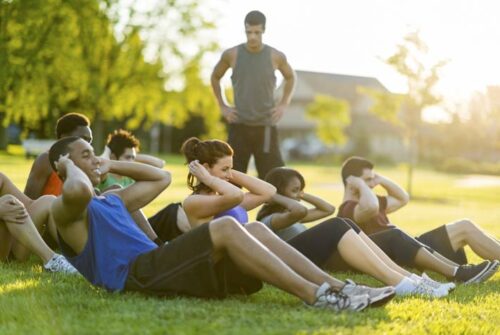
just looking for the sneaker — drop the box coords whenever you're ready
[395,277,447,298]
[44,254,79,274]
[341,279,395,307]
[412,279,448,297]
[310,282,370,312]
[474,260,499,283]
[454,261,491,284]
[414,273,456,292]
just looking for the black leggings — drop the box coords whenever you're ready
[287,217,359,268]
[328,221,434,271]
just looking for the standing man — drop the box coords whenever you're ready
[211,10,295,179]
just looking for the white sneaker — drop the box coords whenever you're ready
[420,273,456,291]
[310,282,370,312]
[44,254,79,274]
[395,277,447,298]
[341,279,395,307]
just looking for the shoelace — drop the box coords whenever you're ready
[324,289,351,310]
[420,277,441,289]
[413,281,434,295]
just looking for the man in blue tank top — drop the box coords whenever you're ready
[46,137,370,311]
[211,10,295,179]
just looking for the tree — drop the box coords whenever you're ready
[0,0,219,150]
[361,31,447,196]
[306,94,350,146]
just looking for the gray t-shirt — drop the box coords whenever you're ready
[260,215,307,241]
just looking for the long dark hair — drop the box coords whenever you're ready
[256,167,305,221]
[180,137,233,193]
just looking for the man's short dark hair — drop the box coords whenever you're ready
[48,136,81,172]
[106,129,140,159]
[56,113,90,139]
[341,156,374,186]
[245,10,266,29]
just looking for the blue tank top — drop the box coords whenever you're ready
[215,205,248,225]
[59,194,157,292]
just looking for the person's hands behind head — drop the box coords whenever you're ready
[188,160,213,185]
[98,157,111,175]
[346,175,364,194]
[0,195,28,224]
[54,154,74,180]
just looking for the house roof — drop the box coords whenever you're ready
[280,70,389,107]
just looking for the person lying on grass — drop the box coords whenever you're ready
[175,138,447,299]
[174,137,394,306]
[338,156,499,284]
[24,112,93,249]
[47,136,369,312]
[95,129,170,246]
[256,167,457,297]
[0,173,77,273]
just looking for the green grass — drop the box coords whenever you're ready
[1,148,499,335]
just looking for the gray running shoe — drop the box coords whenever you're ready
[310,282,370,312]
[341,279,395,307]
[44,254,79,274]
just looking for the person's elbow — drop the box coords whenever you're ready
[324,204,336,216]
[63,180,93,205]
[400,191,410,206]
[262,185,277,202]
[159,171,172,189]
[227,189,245,207]
[290,204,308,222]
[358,203,379,221]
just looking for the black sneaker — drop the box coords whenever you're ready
[475,260,499,283]
[453,261,491,284]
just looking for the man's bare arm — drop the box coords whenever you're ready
[51,156,94,227]
[347,176,379,223]
[24,153,52,199]
[211,48,238,123]
[375,174,409,213]
[108,159,171,213]
[135,153,165,168]
[272,50,295,123]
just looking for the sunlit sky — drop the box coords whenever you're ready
[206,0,500,120]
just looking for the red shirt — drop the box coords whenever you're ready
[42,171,63,196]
[337,196,395,235]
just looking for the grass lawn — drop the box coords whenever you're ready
[0,148,499,335]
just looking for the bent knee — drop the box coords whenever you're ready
[245,221,271,235]
[209,216,243,236]
[448,219,477,234]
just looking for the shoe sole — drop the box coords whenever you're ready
[471,260,499,284]
[464,261,492,284]
[368,291,396,307]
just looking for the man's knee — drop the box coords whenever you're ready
[448,219,476,235]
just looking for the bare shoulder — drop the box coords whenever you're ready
[270,46,287,63]
[221,46,238,65]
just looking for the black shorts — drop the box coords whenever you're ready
[149,203,184,242]
[124,223,262,299]
[326,227,432,272]
[416,225,468,265]
[288,217,355,269]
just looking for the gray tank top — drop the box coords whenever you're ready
[231,44,276,126]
